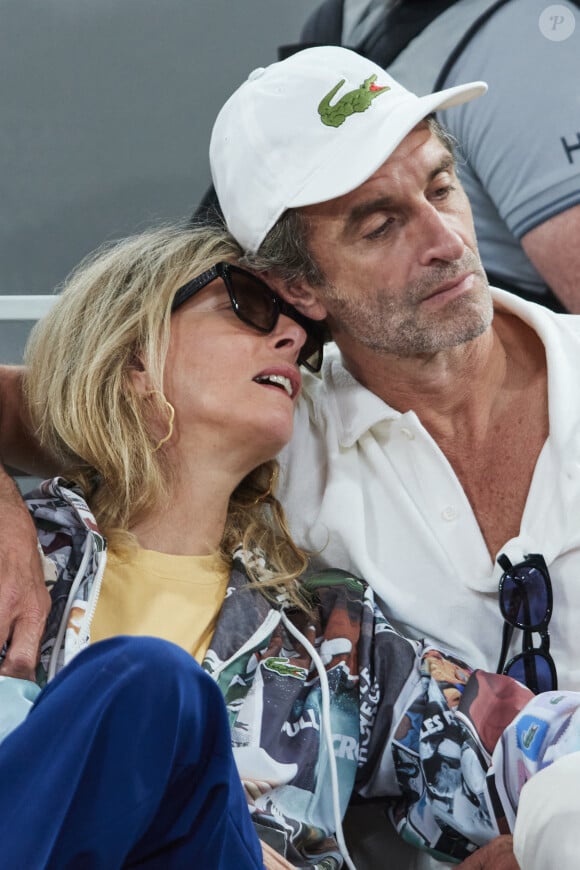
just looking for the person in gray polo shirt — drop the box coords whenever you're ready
[299,0,580,312]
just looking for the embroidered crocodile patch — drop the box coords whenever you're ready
[263,656,308,680]
[318,74,390,128]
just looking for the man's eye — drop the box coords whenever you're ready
[364,217,395,240]
[432,184,456,200]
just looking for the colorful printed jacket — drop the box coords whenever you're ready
[28,478,576,868]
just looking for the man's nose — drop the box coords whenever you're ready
[417,205,464,265]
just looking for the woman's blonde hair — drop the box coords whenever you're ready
[24,223,308,599]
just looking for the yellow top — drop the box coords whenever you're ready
[91,547,229,663]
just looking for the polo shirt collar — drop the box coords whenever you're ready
[319,343,400,448]
[316,288,580,451]
[491,288,580,451]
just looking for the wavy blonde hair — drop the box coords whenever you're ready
[24,223,308,601]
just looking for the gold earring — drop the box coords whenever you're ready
[146,391,175,451]
[252,468,276,504]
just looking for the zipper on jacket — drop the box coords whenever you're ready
[70,545,107,655]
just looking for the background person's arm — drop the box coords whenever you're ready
[522,205,580,314]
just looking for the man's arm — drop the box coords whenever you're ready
[457,835,518,869]
[0,364,57,474]
[0,364,54,678]
[522,205,580,314]
[261,840,295,869]
[0,468,50,678]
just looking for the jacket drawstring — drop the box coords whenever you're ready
[281,610,357,870]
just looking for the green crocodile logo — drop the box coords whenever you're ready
[318,74,390,128]
[264,656,308,681]
[521,723,540,749]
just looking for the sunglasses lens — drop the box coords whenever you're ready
[298,335,324,372]
[505,651,556,694]
[227,265,324,372]
[228,268,276,332]
[501,566,549,628]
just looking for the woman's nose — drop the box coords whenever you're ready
[269,313,307,360]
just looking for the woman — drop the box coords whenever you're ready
[5,222,321,870]
[3,223,580,870]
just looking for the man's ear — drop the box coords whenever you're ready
[265,273,328,321]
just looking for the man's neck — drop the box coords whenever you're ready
[342,318,505,437]
[340,308,548,441]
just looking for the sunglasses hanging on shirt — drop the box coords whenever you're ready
[495,552,558,694]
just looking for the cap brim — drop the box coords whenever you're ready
[288,81,488,210]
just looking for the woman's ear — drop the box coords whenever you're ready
[265,274,328,321]
[128,356,155,397]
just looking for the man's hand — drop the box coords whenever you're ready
[0,469,50,680]
[261,840,296,869]
[458,836,519,870]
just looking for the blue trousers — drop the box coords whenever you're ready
[0,636,265,869]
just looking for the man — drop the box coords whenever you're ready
[0,366,51,680]
[298,0,580,312]
[209,45,580,868]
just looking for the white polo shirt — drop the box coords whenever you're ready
[279,290,580,689]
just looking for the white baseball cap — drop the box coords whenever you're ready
[210,46,487,253]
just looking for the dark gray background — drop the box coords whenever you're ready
[0,0,313,361]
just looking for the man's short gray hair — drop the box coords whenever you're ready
[242,209,326,288]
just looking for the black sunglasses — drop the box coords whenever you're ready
[171,262,324,372]
[495,552,558,694]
